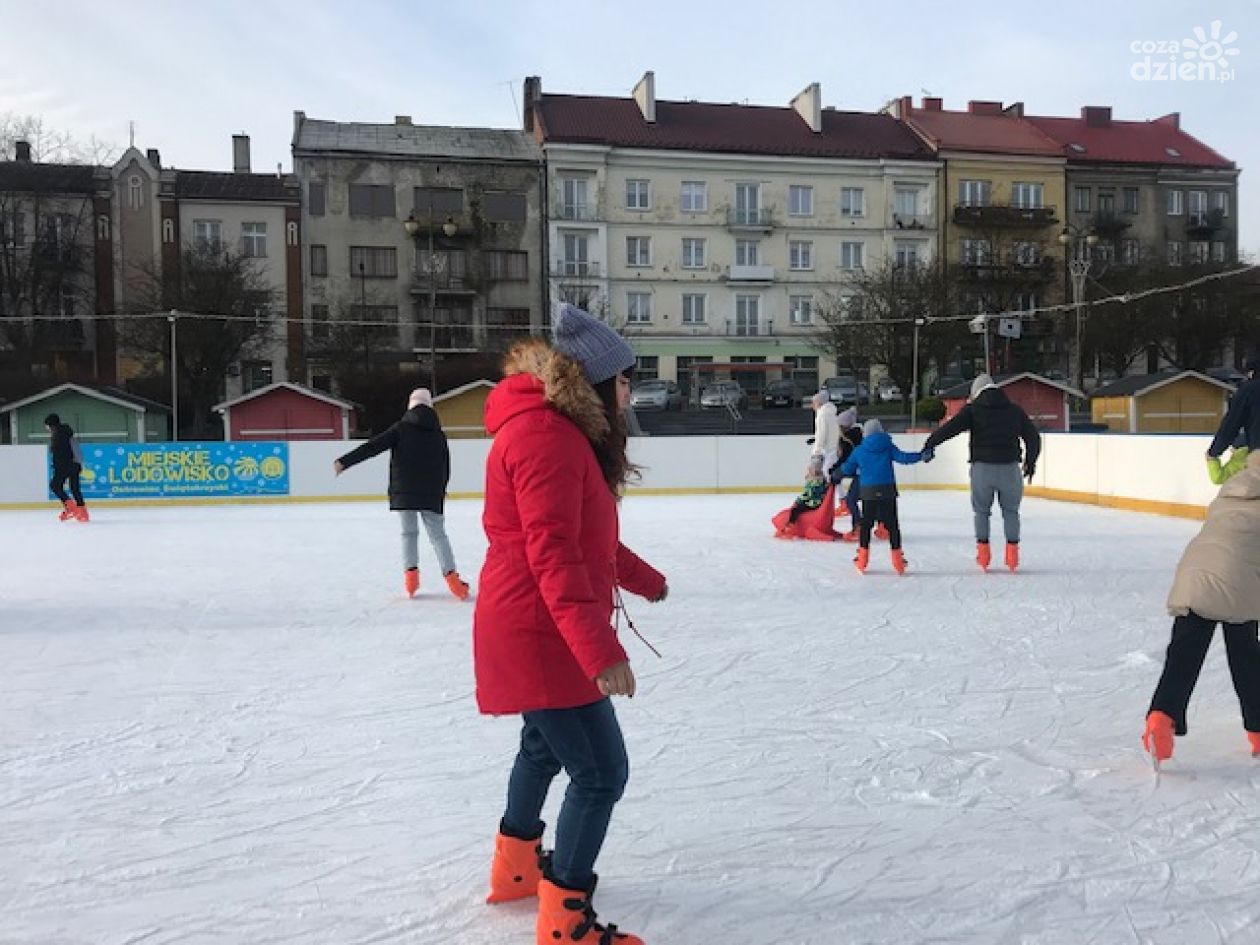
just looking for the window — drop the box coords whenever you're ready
[1013,292,1038,313]
[1,210,25,247]
[894,241,925,268]
[961,239,991,265]
[310,303,330,343]
[785,355,819,392]
[1189,240,1210,264]
[310,244,328,276]
[734,183,760,224]
[959,180,990,207]
[241,222,267,258]
[681,238,705,269]
[487,307,532,343]
[840,187,865,217]
[349,245,398,277]
[127,175,144,211]
[1166,190,1184,215]
[789,185,813,217]
[1212,241,1227,263]
[561,233,590,273]
[485,250,529,281]
[1167,240,1183,265]
[193,219,222,253]
[483,191,527,222]
[789,240,813,270]
[893,188,922,225]
[735,239,759,266]
[243,361,274,393]
[1123,187,1140,214]
[840,241,864,270]
[413,187,463,218]
[635,355,660,381]
[1187,190,1207,218]
[626,179,650,210]
[681,293,706,324]
[789,295,813,325]
[626,236,651,267]
[626,292,651,323]
[1013,241,1041,266]
[309,182,326,216]
[417,249,468,282]
[1097,192,1115,215]
[1121,239,1141,265]
[734,295,760,336]
[1074,187,1091,213]
[1093,240,1117,264]
[349,183,396,218]
[1011,182,1044,209]
[680,181,707,212]
[559,177,590,219]
[1213,191,1230,216]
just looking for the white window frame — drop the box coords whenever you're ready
[241,221,267,258]
[626,291,652,323]
[961,239,992,266]
[840,241,864,270]
[840,187,866,218]
[959,180,990,207]
[1213,191,1230,216]
[735,239,760,266]
[681,237,706,269]
[1188,240,1210,264]
[1074,187,1091,213]
[1188,190,1207,220]
[193,219,222,252]
[1167,190,1184,216]
[681,293,706,324]
[560,177,589,219]
[1011,182,1044,209]
[626,236,651,267]
[734,294,761,336]
[1121,238,1141,265]
[789,294,813,326]
[626,179,651,211]
[1013,241,1041,266]
[1212,241,1227,263]
[789,240,813,271]
[789,185,813,217]
[894,240,923,268]
[1167,240,1183,265]
[680,181,707,213]
[1123,187,1140,214]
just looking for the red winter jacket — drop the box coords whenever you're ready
[473,345,666,715]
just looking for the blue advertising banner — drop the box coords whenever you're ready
[50,442,291,499]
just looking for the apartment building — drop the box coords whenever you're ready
[526,74,939,399]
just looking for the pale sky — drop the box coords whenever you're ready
[3,0,1258,254]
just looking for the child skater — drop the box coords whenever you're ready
[776,458,829,539]
[835,419,923,574]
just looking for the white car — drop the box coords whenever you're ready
[877,378,902,403]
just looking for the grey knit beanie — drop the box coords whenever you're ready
[551,304,636,385]
[863,418,884,436]
[970,373,997,401]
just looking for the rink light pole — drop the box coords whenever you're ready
[168,309,178,441]
[1058,224,1098,392]
[910,316,927,430]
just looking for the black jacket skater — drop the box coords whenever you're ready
[47,421,82,471]
[924,387,1042,466]
[337,406,450,512]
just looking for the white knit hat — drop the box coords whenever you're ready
[970,374,997,401]
[407,388,433,409]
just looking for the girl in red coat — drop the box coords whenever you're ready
[475,305,667,945]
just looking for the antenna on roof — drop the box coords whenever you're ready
[129,120,135,148]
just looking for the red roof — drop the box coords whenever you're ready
[536,95,931,161]
[902,107,1064,158]
[1025,114,1234,168]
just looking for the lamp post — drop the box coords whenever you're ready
[404,199,458,393]
[910,316,927,430]
[167,309,178,441]
[1058,223,1098,392]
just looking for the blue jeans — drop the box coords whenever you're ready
[501,698,629,890]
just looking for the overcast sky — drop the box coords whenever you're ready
[3,0,1257,254]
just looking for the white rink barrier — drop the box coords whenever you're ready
[0,432,1222,518]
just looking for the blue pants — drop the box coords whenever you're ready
[501,698,629,890]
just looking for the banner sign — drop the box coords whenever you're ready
[50,442,291,499]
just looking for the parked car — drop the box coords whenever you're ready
[762,380,806,409]
[877,377,903,403]
[821,375,869,406]
[630,379,683,411]
[700,380,748,410]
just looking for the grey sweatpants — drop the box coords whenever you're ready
[970,462,1024,543]
[399,510,457,574]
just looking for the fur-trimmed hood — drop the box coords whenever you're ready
[485,338,609,443]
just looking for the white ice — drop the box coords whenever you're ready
[3,494,1258,945]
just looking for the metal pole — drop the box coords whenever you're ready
[168,310,178,441]
[982,316,991,375]
[428,198,438,392]
[911,318,921,430]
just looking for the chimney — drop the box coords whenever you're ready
[232,134,251,174]
[14,140,31,162]
[523,75,542,132]
[790,82,822,133]
[1003,102,1024,118]
[146,148,161,168]
[923,97,943,112]
[395,115,412,126]
[1155,111,1180,130]
[632,70,656,124]
[968,100,1003,116]
[1081,106,1112,127]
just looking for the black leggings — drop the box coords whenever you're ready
[1149,611,1260,735]
[860,497,902,550]
[51,465,84,505]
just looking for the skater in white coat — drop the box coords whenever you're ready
[809,392,841,477]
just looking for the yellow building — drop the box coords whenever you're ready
[433,380,495,438]
[1091,371,1233,433]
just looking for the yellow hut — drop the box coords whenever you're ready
[433,380,496,439]
[1091,371,1234,433]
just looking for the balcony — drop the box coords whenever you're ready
[724,319,775,337]
[410,268,477,295]
[953,204,1059,228]
[413,325,477,351]
[1186,208,1226,238]
[550,260,602,280]
[891,212,935,230]
[960,256,1057,282]
[554,202,600,222]
[1092,212,1131,236]
[728,264,776,283]
[726,208,776,230]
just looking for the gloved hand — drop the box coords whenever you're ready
[921,447,935,464]
[1022,459,1036,483]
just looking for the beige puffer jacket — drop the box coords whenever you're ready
[1167,450,1260,623]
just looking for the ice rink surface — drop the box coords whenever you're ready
[3,493,1258,944]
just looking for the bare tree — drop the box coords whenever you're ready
[124,244,276,438]
[0,113,118,165]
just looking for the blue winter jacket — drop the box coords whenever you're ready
[838,430,921,488]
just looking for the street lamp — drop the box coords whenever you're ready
[167,309,178,441]
[1058,223,1099,391]
[404,207,458,393]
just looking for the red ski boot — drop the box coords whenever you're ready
[976,541,991,572]
[404,568,420,597]
[839,528,859,543]
[854,547,870,574]
[874,524,890,541]
[58,500,77,522]
[1248,732,1260,757]
[487,829,545,904]
[445,570,471,601]
[891,549,907,575]
[536,876,643,945]
[1142,711,1174,764]
[73,503,89,522]
[1005,543,1020,572]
